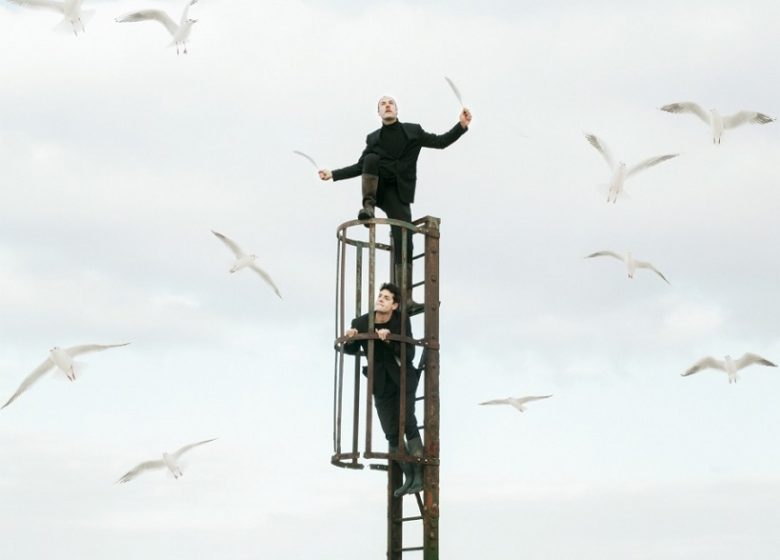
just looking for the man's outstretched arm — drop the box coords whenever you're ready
[319,139,373,182]
[419,108,473,149]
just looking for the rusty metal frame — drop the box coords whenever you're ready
[332,216,441,560]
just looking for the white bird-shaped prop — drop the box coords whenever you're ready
[115,0,200,55]
[660,102,774,144]
[585,251,670,284]
[682,353,776,383]
[585,133,678,203]
[116,438,217,483]
[211,230,282,299]
[6,0,94,36]
[479,394,552,413]
[2,343,131,409]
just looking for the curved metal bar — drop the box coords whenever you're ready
[337,217,424,235]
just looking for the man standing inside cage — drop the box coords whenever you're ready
[343,282,422,496]
[319,95,471,308]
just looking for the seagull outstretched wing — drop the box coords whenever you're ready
[116,459,166,484]
[626,154,678,179]
[722,111,775,129]
[172,438,217,460]
[585,251,624,262]
[735,353,777,370]
[661,102,711,125]
[682,356,724,376]
[585,133,616,170]
[249,264,282,299]
[2,358,55,409]
[634,260,670,284]
[211,230,246,259]
[116,9,179,36]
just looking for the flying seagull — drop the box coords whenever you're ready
[2,343,131,409]
[585,133,678,203]
[479,394,552,413]
[682,353,776,383]
[6,0,94,36]
[585,251,670,284]
[211,230,282,299]
[115,0,199,55]
[117,438,217,483]
[660,102,774,144]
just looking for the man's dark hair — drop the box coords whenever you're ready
[380,282,401,304]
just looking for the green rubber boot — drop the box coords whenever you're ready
[404,436,424,495]
[390,444,414,498]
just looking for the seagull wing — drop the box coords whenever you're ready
[249,263,283,299]
[116,459,166,483]
[514,395,553,405]
[7,0,64,13]
[626,154,678,179]
[172,438,217,460]
[115,10,178,37]
[734,353,777,371]
[478,398,511,406]
[661,102,711,125]
[585,251,624,261]
[2,359,55,409]
[722,111,775,129]
[180,0,198,27]
[211,230,245,259]
[64,342,131,357]
[682,356,725,376]
[584,133,616,170]
[634,260,670,284]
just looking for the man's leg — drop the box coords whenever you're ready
[376,186,418,309]
[359,154,380,223]
[375,389,415,497]
[392,388,424,497]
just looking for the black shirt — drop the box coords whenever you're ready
[378,121,407,181]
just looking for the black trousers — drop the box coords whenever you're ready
[363,154,413,267]
[375,385,420,444]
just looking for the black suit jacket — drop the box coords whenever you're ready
[332,121,467,204]
[343,311,418,395]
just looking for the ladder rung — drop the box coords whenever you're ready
[400,515,423,522]
[412,280,425,288]
[397,547,424,553]
[415,396,425,402]
[412,253,425,261]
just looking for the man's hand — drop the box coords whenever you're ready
[375,328,391,342]
[345,328,358,338]
[459,107,472,129]
[319,169,333,181]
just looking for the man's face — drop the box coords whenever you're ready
[376,289,398,313]
[377,96,398,122]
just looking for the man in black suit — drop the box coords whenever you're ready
[343,282,422,496]
[320,96,472,305]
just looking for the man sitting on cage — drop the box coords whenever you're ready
[343,282,422,497]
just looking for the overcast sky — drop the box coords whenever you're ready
[1,1,779,559]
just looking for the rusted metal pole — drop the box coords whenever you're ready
[423,217,441,560]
